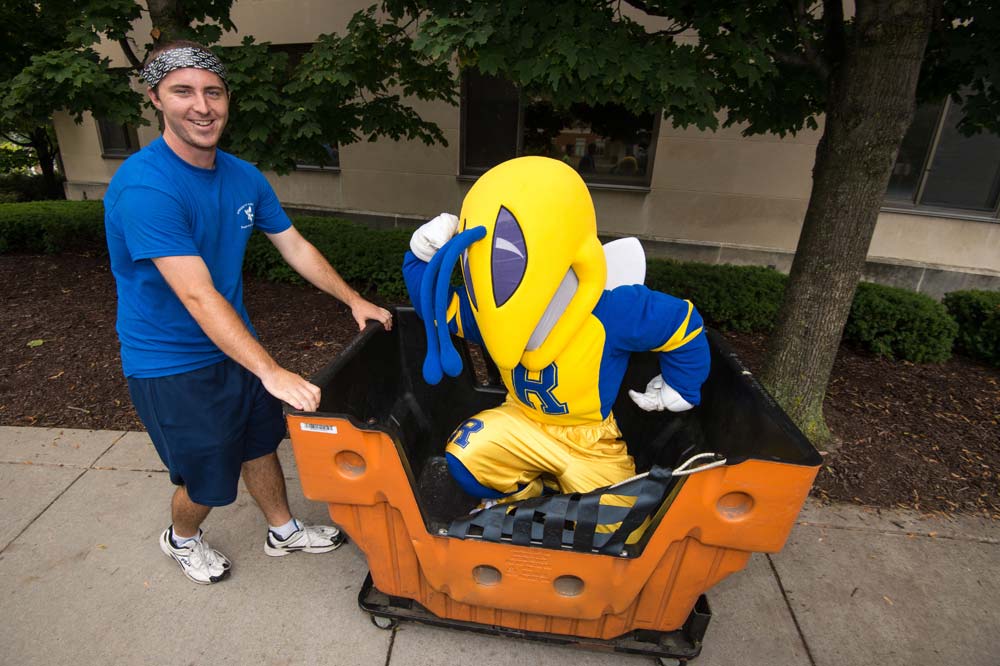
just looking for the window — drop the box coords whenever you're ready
[886,96,1000,218]
[461,70,657,188]
[97,118,140,158]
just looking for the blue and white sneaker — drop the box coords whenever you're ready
[159,527,231,585]
[264,520,346,557]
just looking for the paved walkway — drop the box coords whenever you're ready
[0,426,997,665]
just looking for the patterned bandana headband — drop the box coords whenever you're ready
[140,47,228,89]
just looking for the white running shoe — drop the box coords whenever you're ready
[159,527,231,585]
[264,519,346,557]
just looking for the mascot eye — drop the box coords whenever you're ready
[491,206,527,307]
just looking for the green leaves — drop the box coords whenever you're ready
[2,48,144,131]
[217,8,456,172]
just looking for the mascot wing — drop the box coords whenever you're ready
[603,237,646,289]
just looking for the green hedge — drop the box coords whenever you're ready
[646,259,787,333]
[943,290,1000,366]
[2,199,990,364]
[844,282,957,363]
[244,216,412,301]
[0,173,65,203]
[0,200,105,253]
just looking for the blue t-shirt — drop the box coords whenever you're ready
[104,138,292,378]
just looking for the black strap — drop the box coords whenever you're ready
[541,495,570,548]
[598,467,673,555]
[447,465,678,555]
[571,493,601,550]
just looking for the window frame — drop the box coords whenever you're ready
[882,96,1000,223]
[96,117,141,159]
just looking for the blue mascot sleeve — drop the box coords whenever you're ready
[597,285,710,406]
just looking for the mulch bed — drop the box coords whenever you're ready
[2,251,997,519]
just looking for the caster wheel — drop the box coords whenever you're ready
[657,658,685,666]
[370,614,397,630]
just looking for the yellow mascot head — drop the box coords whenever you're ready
[458,156,606,371]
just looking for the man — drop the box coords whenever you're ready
[104,41,392,585]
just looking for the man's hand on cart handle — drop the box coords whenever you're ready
[628,375,694,413]
[410,213,459,262]
[261,366,321,412]
[350,297,393,332]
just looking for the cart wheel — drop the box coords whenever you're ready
[370,614,397,630]
[657,658,685,666]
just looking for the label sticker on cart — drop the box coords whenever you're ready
[299,423,338,435]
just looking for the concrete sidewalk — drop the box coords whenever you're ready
[0,425,996,666]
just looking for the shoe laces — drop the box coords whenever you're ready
[187,539,214,569]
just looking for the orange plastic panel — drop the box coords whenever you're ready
[287,413,818,638]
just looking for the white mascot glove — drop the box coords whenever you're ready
[410,213,460,262]
[628,375,695,413]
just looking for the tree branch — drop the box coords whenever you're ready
[648,23,691,37]
[822,0,845,65]
[1,132,33,147]
[773,51,815,69]
[118,38,144,71]
[784,0,830,79]
[620,0,671,18]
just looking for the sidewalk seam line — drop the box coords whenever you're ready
[0,460,168,474]
[796,521,999,545]
[766,553,818,666]
[90,431,128,468]
[0,467,89,555]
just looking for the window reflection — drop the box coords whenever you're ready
[886,94,1000,215]
[462,70,656,187]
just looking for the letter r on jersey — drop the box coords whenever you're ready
[512,363,569,415]
[449,418,484,449]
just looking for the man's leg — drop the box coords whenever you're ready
[241,449,345,556]
[128,365,238,584]
[241,451,292,526]
[171,485,212,537]
[241,364,345,556]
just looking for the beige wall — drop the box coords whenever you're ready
[59,0,999,282]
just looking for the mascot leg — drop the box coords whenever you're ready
[444,402,569,506]
[539,416,643,539]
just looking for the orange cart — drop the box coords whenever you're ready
[286,307,821,664]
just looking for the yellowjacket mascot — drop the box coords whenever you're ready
[403,157,710,510]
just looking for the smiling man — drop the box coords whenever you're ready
[103,41,392,585]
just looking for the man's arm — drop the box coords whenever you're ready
[265,226,392,331]
[152,255,321,412]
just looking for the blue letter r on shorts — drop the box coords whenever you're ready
[449,418,484,449]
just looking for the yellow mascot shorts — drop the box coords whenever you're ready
[445,401,637,504]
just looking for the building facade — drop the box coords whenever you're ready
[52,0,1000,298]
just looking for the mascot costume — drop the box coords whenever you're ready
[402,156,710,516]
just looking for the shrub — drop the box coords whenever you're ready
[0,200,105,253]
[943,290,1000,366]
[843,282,957,362]
[245,216,412,301]
[646,258,787,332]
[0,200,976,364]
[0,172,65,202]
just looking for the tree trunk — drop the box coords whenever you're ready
[760,0,939,447]
[146,0,188,44]
[30,127,61,200]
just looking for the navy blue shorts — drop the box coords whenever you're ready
[127,358,286,507]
